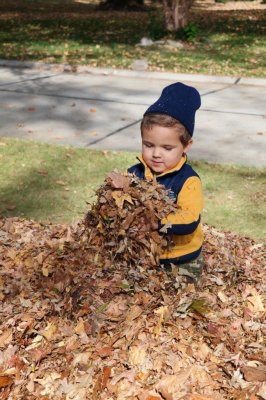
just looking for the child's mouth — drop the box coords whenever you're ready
[152,160,163,166]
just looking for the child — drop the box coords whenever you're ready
[128,82,204,283]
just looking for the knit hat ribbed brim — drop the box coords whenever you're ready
[144,82,201,136]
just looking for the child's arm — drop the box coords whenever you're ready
[159,176,203,235]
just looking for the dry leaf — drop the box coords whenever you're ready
[0,375,13,388]
[36,168,48,175]
[42,322,57,341]
[247,290,265,312]
[241,366,266,382]
[111,191,133,208]
[74,319,86,335]
[42,263,50,277]
[0,329,12,348]
[102,366,111,388]
[257,382,266,399]
[0,170,265,399]
[107,171,130,189]
[155,368,193,398]
[154,306,169,336]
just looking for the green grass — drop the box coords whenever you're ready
[0,137,265,241]
[0,0,265,77]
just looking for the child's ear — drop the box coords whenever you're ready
[184,139,193,153]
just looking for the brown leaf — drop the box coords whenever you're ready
[247,290,265,312]
[241,366,266,382]
[107,171,130,189]
[0,375,13,388]
[0,329,13,348]
[112,191,133,208]
[97,346,113,358]
[55,180,66,186]
[30,344,52,362]
[155,368,193,398]
[102,366,111,388]
[41,322,57,341]
[185,395,214,400]
[74,319,86,335]
[36,168,48,176]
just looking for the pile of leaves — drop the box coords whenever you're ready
[0,172,265,400]
[85,171,176,272]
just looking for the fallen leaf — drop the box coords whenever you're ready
[257,382,266,399]
[0,329,13,348]
[102,366,111,388]
[97,346,113,358]
[42,264,50,277]
[155,368,193,398]
[55,180,66,186]
[186,395,214,400]
[241,365,266,382]
[154,306,169,336]
[36,168,48,176]
[111,191,133,208]
[74,319,86,335]
[108,171,130,189]
[0,375,13,388]
[247,290,265,312]
[42,322,57,341]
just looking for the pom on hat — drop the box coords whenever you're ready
[144,82,201,136]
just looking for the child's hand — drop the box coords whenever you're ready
[139,215,158,232]
[150,219,159,231]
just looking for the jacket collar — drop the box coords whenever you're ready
[137,154,187,181]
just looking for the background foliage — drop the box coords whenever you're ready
[0,0,265,76]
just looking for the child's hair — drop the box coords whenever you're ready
[141,113,192,146]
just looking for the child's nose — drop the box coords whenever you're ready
[152,147,161,158]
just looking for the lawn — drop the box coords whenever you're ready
[0,0,265,77]
[0,137,265,241]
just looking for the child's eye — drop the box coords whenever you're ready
[164,146,174,151]
[144,143,153,148]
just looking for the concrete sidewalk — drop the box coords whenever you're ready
[0,61,265,167]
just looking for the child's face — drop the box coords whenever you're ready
[142,125,192,174]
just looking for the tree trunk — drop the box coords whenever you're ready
[100,0,144,10]
[162,0,194,31]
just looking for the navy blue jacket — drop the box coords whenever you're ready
[128,155,204,265]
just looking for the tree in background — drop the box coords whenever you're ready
[100,0,145,10]
[100,0,195,30]
[161,0,195,30]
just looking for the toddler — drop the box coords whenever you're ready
[128,82,204,283]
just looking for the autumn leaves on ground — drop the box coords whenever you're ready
[0,0,265,76]
[0,172,265,399]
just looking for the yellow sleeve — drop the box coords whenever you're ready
[160,176,204,235]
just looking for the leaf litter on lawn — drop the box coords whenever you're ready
[0,172,265,400]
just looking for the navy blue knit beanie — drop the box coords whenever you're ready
[144,82,201,136]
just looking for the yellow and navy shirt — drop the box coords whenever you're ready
[128,155,204,265]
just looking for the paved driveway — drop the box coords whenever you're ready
[0,64,265,167]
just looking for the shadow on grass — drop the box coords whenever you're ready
[0,1,265,48]
[195,11,265,32]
